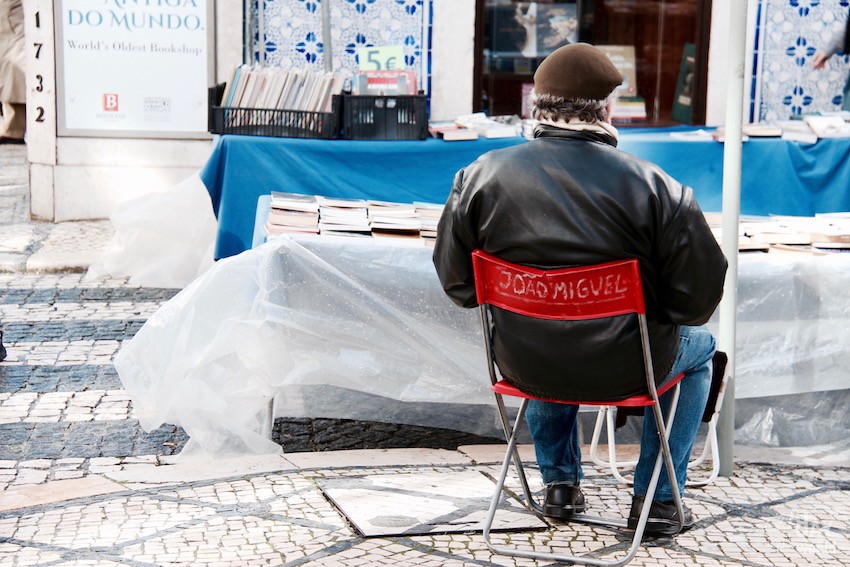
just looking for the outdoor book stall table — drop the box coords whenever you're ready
[115,234,850,459]
[199,130,850,260]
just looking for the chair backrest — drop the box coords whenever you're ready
[471,250,645,320]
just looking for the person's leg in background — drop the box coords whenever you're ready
[0,101,26,142]
[629,324,715,534]
[0,0,26,143]
[525,401,585,518]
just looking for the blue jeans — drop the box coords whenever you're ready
[525,325,715,502]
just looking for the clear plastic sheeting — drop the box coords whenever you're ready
[114,236,850,459]
[115,236,496,460]
[85,174,217,288]
[735,390,850,448]
[716,252,850,399]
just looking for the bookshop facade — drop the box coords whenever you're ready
[27,0,850,221]
[243,0,850,126]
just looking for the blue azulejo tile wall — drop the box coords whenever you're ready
[754,0,849,120]
[249,0,432,93]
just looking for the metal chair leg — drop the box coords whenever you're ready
[482,385,684,567]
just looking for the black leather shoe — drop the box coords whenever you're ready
[542,483,586,519]
[627,495,694,536]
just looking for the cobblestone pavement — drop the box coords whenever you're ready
[2,146,850,566]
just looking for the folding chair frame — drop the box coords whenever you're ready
[471,250,686,566]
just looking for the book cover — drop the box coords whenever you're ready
[370,218,422,230]
[454,113,520,139]
[267,209,320,227]
[316,195,369,208]
[265,222,319,236]
[428,121,479,141]
[804,115,850,138]
[671,43,696,124]
[323,72,349,113]
[270,191,320,212]
[743,219,812,245]
[742,123,782,137]
[776,120,818,144]
[367,200,417,215]
[228,65,251,108]
[610,97,646,122]
[319,222,371,232]
[413,202,444,216]
[219,64,240,108]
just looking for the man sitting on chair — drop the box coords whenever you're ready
[432,43,727,536]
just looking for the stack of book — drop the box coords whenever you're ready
[808,213,850,249]
[610,97,647,123]
[741,219,814,245]
[804,115,850,139]
[706,212,850,254]
[415,202,444,246]
[428,121,479,141]
[776,120,818,144]
[317,196,371,236]
[220,64,349,113]
[261,192,452,246]
[367,200,421,241]
[265,191,320,236]
[454,113,521,139]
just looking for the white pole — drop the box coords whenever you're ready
[322,0,333,72]
[243,0,253,64]
[258,0,265,66]
[717,0,749,477]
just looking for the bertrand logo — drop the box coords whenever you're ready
[103,94,119,111]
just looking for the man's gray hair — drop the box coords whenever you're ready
[530,91,615,123]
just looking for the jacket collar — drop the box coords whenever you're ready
[533,123,619,148]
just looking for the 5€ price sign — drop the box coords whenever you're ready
[357,46,404,70]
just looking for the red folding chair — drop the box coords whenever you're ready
[471,250,686,566]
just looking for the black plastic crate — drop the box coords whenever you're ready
[342,94,428,140]
[207,84,340,140]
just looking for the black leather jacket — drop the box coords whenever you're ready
[433,125,727,401]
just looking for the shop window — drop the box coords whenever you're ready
[474,0,711,126]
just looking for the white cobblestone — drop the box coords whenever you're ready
[0,390,135,422]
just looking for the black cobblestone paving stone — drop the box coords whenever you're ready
[0,416,500,460]
[274,417,501,453]
[0,421,188,459]
[0,287,179,305]
[0,365,123,393]
[2,320,146,342]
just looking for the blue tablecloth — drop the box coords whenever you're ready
[201,136,524,259]
[617,130,850,218]
[201,130,850,259]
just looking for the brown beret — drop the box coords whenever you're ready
[533,43,623,100]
